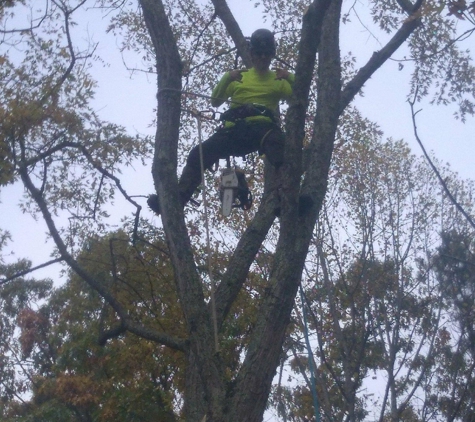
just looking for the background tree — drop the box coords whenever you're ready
[1,0,475,421]
[1,227,271,421]
[2,229,185,421]
[430,230,475,421]
[276,133,475,422]
[0,233,54,420]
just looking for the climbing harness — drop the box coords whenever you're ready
[184,105,256,217]
[216,103,279,217]
[219,103,278,124]
[160,88,260,217]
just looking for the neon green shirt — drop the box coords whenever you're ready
[211,67,295,124]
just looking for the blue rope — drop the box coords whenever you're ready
[299,285,321,422]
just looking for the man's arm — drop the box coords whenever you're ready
[274,68,294,83]
[211,69,248,107]
[274,68,295,102]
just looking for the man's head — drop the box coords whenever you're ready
[249,29,276,57]
[249,29,276,72]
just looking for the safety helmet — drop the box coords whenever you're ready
[249,29,276,56]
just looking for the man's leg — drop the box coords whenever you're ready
[258,124,313,216]
[148,126,252,215]
[178,123,270,205]
[258,124,285,168]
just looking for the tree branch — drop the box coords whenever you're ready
[409,93,475,230]
[17,158,186,352]
[228,0,333,418]
[301,0,343,204]
[340,13,422,113]
[124,320,187,352]
[25,139,144,214]
[213,186,277,330]
[396,0,423,14]
[210,0,252,67]
[140,1,227,418]
[97,321,126,346]
[0,257,64,286]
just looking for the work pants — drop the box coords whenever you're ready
[178,121,285,205]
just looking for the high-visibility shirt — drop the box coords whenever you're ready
[211,67,295,124]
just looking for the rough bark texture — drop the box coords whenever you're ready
[140,0,226,419]
[8,0,434,420]
[136,0,423,420]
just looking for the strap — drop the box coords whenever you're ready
[259,128,275,150]
[220,104,277,124]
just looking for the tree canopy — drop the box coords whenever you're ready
[1,0,475,421]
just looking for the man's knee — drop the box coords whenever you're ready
[187,142,221,171]
[187,146,201,169]
[261,128,285,167]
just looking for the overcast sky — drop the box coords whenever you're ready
[1,0,474,282]
[1,2,473,421]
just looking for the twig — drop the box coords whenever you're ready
[0,257,64,285]
[409,88,475,230]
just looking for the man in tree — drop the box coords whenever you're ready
[148,28,300,216]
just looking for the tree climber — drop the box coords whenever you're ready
[148,28,311,216]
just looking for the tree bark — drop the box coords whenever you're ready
[137,0,424,420]
[140,1,226,419]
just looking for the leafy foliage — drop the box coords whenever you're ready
[429,230,475,421]
[1,0,475,421]
[278,135,475,421]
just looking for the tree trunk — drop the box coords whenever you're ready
[137,0,423,419]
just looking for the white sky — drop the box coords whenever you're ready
[0,2,473,421]
[1,0,474,283]
[0,0,473,313]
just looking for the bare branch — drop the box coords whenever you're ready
[38,0,92,106]
[0,257,64,285]
[210,0,252,67]
[25,140,143,212]
[340,13,422,113]
[409,91,475,230]
[185,47,237,77]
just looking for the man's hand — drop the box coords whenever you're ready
[229,69,248,82]
[274,68,290,80]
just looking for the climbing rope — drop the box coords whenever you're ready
[195,110,219,353]
[299,285,321,422]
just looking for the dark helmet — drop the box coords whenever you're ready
[249,29,276,56]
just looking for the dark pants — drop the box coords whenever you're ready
[178,121,285,205]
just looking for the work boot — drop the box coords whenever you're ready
[147,193,201,216]
[148,166,202,216]
[147,194,161,215]
[178,165,202,206]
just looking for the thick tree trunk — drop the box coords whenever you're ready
[138,0,422,420]
[184,349,208,421]
[139,1,225,420]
